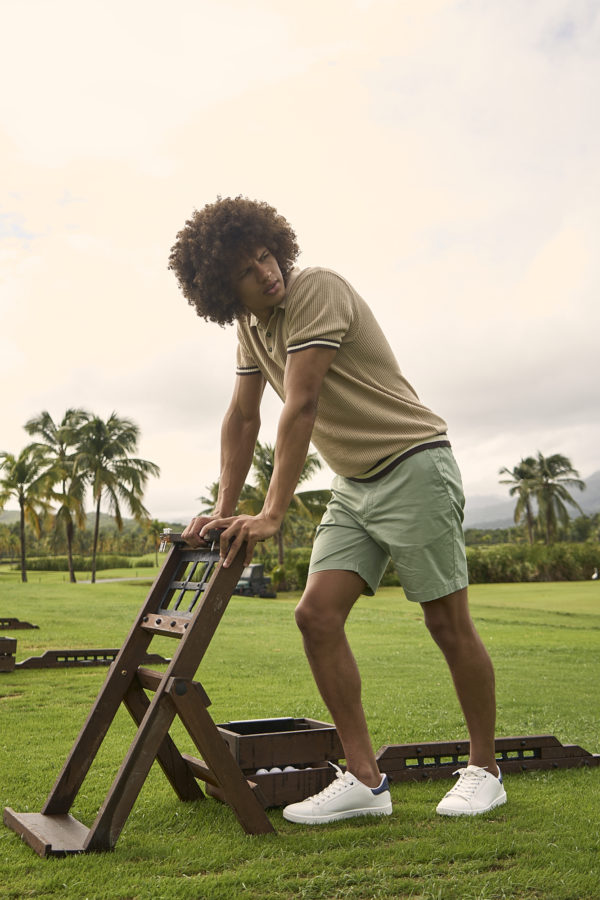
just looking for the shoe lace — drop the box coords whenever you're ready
[309,764,354,805]
[446,767,487,800]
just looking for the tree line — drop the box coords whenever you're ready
[2,420,594,587]
[0,410,159,583]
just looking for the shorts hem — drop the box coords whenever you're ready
[403,578,469,604]
[307,561,378,597]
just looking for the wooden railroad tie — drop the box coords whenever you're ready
[376,735,600,781]
[0,617,38,630]
[0,642,170,672]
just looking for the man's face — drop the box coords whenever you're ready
[233,247,286,323]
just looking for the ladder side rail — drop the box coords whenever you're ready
[123,674,204,801]
[171,680,274,835]
[42,545,184,815]
[84,687,178,851]
[84,546,247,850]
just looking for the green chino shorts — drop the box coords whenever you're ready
[308,445,468,603]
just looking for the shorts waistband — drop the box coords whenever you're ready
[347,440,452,484]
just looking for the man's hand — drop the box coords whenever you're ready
[181,514,220,547]
[200,513,281,567]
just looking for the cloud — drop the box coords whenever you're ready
[1,0,599,519]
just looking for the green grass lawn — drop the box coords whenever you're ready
[0,573,599,899]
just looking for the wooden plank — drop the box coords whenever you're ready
[137,666,211,707]
[3,808,88,858]
[539,744,595,759]
[170,680,274,835]
[181,753,221,787]
[15,649,170,670]
[84,689,178,850]
[0,618,38,630]
[123,675,203,802]
[139,613,191,638]
[218,720,343,770]
[376,735,560,762]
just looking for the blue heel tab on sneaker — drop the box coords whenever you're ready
[372,775,389,795]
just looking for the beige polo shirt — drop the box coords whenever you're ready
[236,267,448,478]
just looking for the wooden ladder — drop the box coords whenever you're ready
[4,532,274,857]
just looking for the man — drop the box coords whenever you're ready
[169,196,506,823]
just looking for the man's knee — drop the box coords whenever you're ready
[294,593,340,641]
[422,589,476,650]
[295,570,364,640]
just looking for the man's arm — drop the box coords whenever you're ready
[182,371,265,544]
[202,345,336,565]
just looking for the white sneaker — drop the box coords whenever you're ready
[282,764,392,824]
[436,765,507,816]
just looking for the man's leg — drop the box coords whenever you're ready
[421,587,499,774]
[294,569,382,788]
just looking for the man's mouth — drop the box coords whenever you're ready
[264,280,279,295]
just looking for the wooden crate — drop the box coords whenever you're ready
[205,717,343,807]
[0,638,16,672]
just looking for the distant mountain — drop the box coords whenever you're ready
[463,496,515,530]
[464,469,600,529]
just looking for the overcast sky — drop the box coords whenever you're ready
[1,0,599,522]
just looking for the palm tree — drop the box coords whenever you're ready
[76,413,160,582]
[533,452,585,544]
[24,408,90,583]
[0,446,52,582]
[196,481,220,516]
[499,457,538,544]
[237,441,324,565]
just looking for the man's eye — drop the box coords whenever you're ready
[239,268,251,279]
[260,251,270,261]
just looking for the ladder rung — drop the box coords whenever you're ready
[139,613,190,637]
[181,753,220,787]
[136,668,212,707]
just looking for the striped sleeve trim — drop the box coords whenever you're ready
[236,364,262,376]
[287,338,341,354]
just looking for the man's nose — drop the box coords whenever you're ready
[256,262,271,281]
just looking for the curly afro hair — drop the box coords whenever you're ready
[168,196,300,326]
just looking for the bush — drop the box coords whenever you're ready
[270,565,288,591]
[380,559,401,587]
[22,555,133,572]
[466,542,599,583]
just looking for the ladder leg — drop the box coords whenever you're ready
[84,691,177,851]
[123,675,203,802]
[170,680,274,835]
[42,658,150,814]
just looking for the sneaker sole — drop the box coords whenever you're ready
[436,791,507,817]
[283,804,392,825]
